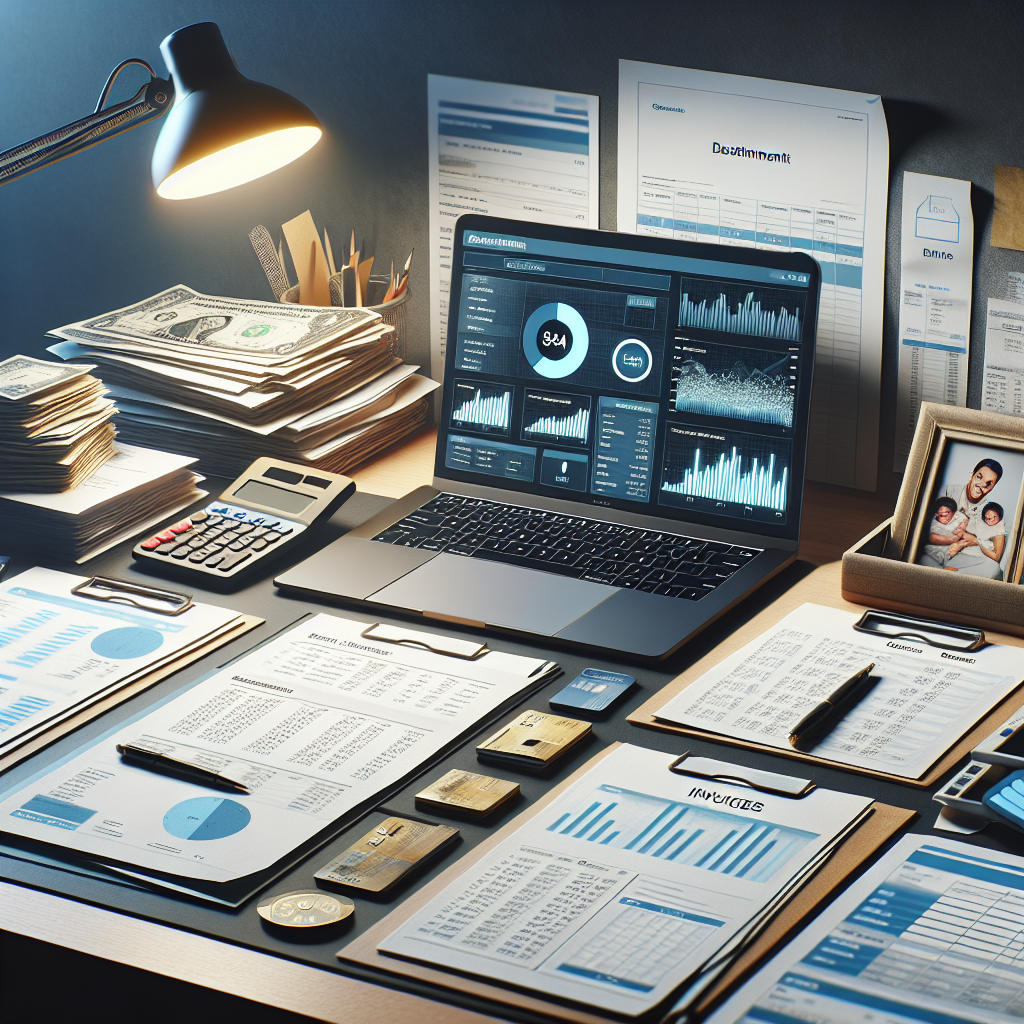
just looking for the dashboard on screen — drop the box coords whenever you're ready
[436,217,819,541]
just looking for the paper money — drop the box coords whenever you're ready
[49,285,381,362]
[0,355,93,401]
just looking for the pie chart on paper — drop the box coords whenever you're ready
[162,796,251,841]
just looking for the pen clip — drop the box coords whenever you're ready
[72,576,194,616]
[669,753,815,797]
[360,622,489,660]
[853,609,986,651]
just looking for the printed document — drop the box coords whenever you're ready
[617,61,888,489]
[982,298,1024,416]
[654,603,1024,779]
[894,172,974,471]
[378,744,872,1016]
[707,835,1024,1024]
[0,567,241,753]
[428,75,599,380]
[0,613,555,882]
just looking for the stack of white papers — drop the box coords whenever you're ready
[376,744,873,1017]
[0,568,245,761]
[47,285,438,476]
[0,443,205,562]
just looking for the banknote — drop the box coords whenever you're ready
[0,355,93,401]
[49,285,381,361]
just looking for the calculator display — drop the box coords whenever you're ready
[232,479,316,514]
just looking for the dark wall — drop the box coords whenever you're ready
[2,0,1023,493]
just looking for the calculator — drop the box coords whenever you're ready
[132,457,355,580]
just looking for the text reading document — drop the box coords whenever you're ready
[0,613,555,883]
[378,744,872,1016]
[707,834,1024,1024]
[0,567,241,754]
[982,298,1024,416]
[617,61,888,489]
[894,172,974,471]
[428,75,599,381]
[654,603,1024,779]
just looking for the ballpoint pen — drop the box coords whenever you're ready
[788,662,877,750]
[116,742,250,794]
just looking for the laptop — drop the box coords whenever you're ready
[276,215,820,660]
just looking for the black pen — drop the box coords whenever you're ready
[117,742,250,794]
[788,662,876,750]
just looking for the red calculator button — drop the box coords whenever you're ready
[156,530,176,542]
[169,521,192,534]
[141,537,162,550]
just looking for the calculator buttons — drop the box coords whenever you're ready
[273,524,294,535]
[263,532,283,545]
[218,550,252,571]
[190,510,209,523]
[250,538,270,552]
[140,537,163,550]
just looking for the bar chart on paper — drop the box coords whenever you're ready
[546,783,815,883]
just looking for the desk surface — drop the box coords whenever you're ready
[0,431,991,1024]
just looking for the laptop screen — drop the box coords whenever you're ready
[436,216,820,541]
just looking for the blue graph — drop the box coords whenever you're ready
[678,281,804,341]
[451,382,511,433]
[524,407,589,442]
[662,433,789,512]
[547,784,815,883]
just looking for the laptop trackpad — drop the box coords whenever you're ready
[369,554,617,634]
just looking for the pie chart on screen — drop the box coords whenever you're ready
[162,797,250,841]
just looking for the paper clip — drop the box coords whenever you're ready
[71,576,194,616]
[853,609,985,652]
[360,622,489,660]
[669,752,815,797]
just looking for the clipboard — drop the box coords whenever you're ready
[0,574,263,772]
[628,562,1024,788]
[338,741,914,1024]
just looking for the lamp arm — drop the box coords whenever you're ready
[0,62,174,187]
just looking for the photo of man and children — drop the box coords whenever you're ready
[914,441,1024,580]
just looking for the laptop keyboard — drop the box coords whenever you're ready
[371,494,761,601]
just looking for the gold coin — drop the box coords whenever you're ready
[257,890,354,928]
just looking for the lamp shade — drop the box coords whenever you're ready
[152,22,321,200]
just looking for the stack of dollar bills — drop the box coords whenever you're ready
[47,286,438,477]
[0,355,117,491]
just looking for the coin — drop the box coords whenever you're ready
[256,890,354,928]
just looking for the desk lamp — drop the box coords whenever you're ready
[0,22,321,199]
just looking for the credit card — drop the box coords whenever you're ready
[549,668,636,713]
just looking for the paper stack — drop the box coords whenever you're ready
[0,354,117,491]
[0,444,206,562]
[47,284,438,477]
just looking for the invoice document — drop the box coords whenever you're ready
[982,298,1024,416]
[894,172,974,471]
[0,567,241,753]
[654,603,1024,779]
[617,60,888,489]
[378,743,872,1016]
[0,613,556,883]
[707,835,1024,1024]
[428,75,599,380]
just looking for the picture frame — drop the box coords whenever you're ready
[890,403,1024,584]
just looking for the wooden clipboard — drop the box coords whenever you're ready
[338,741,914,1024]
[0,613,263,774]
[628,562,1024,789]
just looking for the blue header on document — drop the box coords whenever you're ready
[462,230,811,288]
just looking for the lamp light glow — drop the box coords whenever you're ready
[156,125,321,199]
[152,22,321,200]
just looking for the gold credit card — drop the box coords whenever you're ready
[415,769,520,816]
[314,817,459,894]
[476,710,591,772]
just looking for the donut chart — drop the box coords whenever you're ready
[523,302,589,379]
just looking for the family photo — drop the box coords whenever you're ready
[914,441,1024,580]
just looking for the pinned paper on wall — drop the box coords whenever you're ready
[893,171,974,471]
[992,164,1024,251]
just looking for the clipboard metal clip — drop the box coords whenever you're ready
[853,609,986,652]
[71,576,194,616]
[669,752,816,798]
[360,622,490,660]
